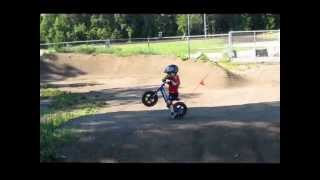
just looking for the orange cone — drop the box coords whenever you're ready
[200,80,205,86]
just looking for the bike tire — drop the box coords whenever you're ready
[173,102,187,118]
[142,91,158,107]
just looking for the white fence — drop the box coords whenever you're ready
[228,30,280,63]
[40,29,280,63]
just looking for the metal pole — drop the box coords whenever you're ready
[188,36,190,60]
[254,31,256,59]
[187,14,191,59]
[105,39,110,48]
[228,31,233,59]
[204,13,207,39]
[187,14,190,37]
[147,37,150,49]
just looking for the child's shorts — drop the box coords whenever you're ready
[168,93,179,101]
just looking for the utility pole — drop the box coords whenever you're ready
[187,14,190,37]
[203,13,207,38]
[187,14,190,59]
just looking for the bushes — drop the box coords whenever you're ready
[197,52,210,62]
[76,46,96,54]
[40,14,280,45]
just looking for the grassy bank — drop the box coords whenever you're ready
[40,88,103,162]
[46,38,227,60]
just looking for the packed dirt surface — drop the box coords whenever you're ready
[40,53,280,162]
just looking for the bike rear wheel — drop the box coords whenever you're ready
[173,102,187,118]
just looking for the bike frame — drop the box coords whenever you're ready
[155,83,169,103]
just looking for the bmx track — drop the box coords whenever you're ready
[40,53,280,162]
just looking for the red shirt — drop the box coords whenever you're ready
[167,75,180,94]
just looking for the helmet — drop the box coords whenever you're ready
[164,64,178,74]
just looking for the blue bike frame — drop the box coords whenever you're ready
[155,83,169,103]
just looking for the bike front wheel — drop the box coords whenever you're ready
[142,91,158,107]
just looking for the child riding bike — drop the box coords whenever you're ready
[162,64,180,118]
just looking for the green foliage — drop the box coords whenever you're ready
[41,88,65,99]
[73,23,87,40]
[40,88,101,161]
[55,38,226,60]
[111,28,121,39]
[176,15,187,35]
[178,54,189,61]
[241,14,252,31]
[197,52,210,61]
[190,14,203,35]
[76,45,96,54]
[40,14,57,43]
[220,52,232,62]
[40,108,96,161]
[266,14,277,30]
[40,14,280,44]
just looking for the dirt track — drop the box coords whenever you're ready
[40,53,280,162]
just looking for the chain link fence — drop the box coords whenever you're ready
[228,30,280,62]
[40,30,280,63]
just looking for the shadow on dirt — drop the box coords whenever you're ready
[40,82,103,88]
[42,53,59,61]
[41,84,201,112]
[40,56,86,82]
[214,62,249,87]
[58,101,280,163]
[83,85,201,107]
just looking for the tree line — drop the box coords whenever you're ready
[40,14,280,43]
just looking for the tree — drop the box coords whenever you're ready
[40,14,280,44]
[40,14,58,43]
[250,14,266,30]
[96,28,109,39]
[141,14,156,37]
[241,14,252,31]
[74,23,87,40]
[190,14,202,35]
[215,14,231,33]
[265,14,279,30]
[160,14,178,36]
[52,15,72,43]
[126,26,133,40]
[111,29,121,39]
[176,14,187,35]
[113,14,129,38]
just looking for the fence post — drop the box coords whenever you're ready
[188,36,190,60]
[105,39,110,48]
[147,37,150,49]
[228,31,233,59]
[254,31,256,59]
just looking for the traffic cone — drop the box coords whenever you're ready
[200,80,205,86]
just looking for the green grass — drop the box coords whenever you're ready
[40,108,96,161]
[40,88,100,162]
[40,88,65,99]
[54,38,228,60]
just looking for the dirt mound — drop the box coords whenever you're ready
[40,53,280,162]
[40,53,278,90]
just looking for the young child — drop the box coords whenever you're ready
[162,64,180,118]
